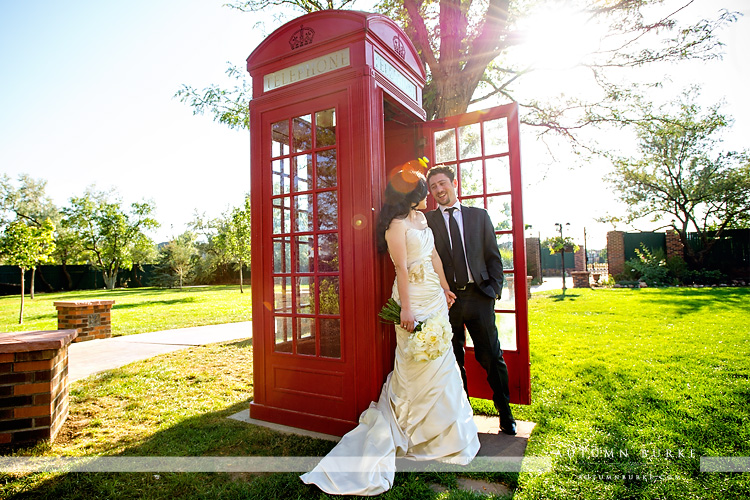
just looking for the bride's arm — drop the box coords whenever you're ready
[385,219,416,331]
[432,248,456,308]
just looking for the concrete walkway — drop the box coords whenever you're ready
[67,322,252,382]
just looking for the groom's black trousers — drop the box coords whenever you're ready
[448,283,514,423]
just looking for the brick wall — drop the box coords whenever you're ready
[607,231,626,277]
[574,247,586,271]
[54,300,114,342]
[666,230,685,261]
[0,330,77,450]
[525,237,542,283]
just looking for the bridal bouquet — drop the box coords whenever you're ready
[379,298,453,362]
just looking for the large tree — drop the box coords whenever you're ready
[177,0,736,131]
[0,219,55,324]
[62,189,159,289]
[604,87,750,267]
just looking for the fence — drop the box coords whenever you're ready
[0,263,251,295]
[607,228,750,280]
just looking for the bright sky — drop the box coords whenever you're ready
[1,1,748,250]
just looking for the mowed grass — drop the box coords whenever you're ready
[0,286,252,335]
[1,287,749,499]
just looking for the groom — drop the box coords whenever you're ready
[425,164,517,435]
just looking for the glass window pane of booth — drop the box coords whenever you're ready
[434,128,456,163]
[483,117,508,156]
[269,107,342,361]
[315,108,336,147]
[486,156,511,194]
[296,317,316,356]
[317,233,339,272]
[294,194,313,232]
[458,160,483,197]
[316,149,337,189]
[272,159,291,195]
[293,114,312,152]
[294,154,313,192]
[458,122,481,159]
[272,120,289,157]
[317,191,338,230]
[318,277,340,315]
[320,318,341,358]
[487,195,512,232]
[274,316,293,353]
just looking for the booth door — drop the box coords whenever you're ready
[421,103,531,405]
[259,91,356,423]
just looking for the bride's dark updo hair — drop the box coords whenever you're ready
[376,169,428,253]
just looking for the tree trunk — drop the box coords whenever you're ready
[61,261,73,290]
[19,268,25,325]
[103,271,117,289]
[239,261,244,294]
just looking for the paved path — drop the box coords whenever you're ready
[67,322,252,382]
[531,276,566,292]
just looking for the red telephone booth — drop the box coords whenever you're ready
[247,10,529,437]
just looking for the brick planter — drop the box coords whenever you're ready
[54,300,114,342]
[571,271,591,288]
[0,329,77,450]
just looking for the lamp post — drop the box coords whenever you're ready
[555,222,570,291]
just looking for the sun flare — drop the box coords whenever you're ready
[513,5,603,70]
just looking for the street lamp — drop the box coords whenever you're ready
[555,222,571,291]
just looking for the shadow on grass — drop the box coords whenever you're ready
[112,297,198,310]
[549,291,581,302]
[638,287,750,315]
[7,399,339,500]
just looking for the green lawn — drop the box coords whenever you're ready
[1,287,748,499]
[0,286,252,335]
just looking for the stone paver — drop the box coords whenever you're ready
[68,322,251,382]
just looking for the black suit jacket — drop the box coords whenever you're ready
[426,205,504,299]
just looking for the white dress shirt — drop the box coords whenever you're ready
[440,202,474,283]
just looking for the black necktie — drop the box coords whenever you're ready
[447,207,469,288]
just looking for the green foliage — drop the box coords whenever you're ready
[215,195,252,292]
[681,268,727,286]
[606,87,750,266]
[62,188,159,289]
[179,1,735,131]
[0,219,56,271]
[542,236,579,255]
[152,232,198,288]
[625,244,673,287]
[0,218,55,323]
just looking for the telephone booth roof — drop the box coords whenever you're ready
[246,10,426,97]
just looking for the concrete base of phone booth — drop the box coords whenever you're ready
[230,408,536,458]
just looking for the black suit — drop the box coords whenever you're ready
[426,205,515,426]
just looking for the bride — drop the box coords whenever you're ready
[300,168,480,496]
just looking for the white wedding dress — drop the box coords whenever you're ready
[301,227,479,496]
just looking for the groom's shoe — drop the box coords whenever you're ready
[500,419,517,436]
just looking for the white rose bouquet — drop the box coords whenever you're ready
[379,298,453,362]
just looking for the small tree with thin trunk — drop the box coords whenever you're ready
[0,219,55,324]
[216,196,252,293]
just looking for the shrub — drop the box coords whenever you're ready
[681,269,727,285]
[623,244,673,287]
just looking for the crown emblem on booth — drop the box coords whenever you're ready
[393,36,406,59]
[289,25,315,50]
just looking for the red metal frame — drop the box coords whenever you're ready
[247,11,529,438]
[421,103,530,405]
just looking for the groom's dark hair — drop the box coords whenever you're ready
[426,164,455,183]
